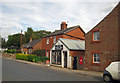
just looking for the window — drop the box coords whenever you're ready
[53,37,56,44]
[47,38,49,44]
[93,53,100,63]
[93,31,99,41]
[46,51,49,57]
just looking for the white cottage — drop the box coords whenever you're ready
[50,38,85,69]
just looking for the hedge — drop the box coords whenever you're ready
[32,50,45,56]
[37,56,49,62]
[3,49,17,54]
[16,53,37,62]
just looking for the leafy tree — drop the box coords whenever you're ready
[25,27,33,43]
[6,33,26,49]
[32,30,51,40]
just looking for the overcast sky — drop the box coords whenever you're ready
[0,0,119,40]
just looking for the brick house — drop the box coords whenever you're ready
[21,38,42,54]
[41,22,85,57]
[84,3,120,72]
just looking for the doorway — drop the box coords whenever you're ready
[73,57,77,70]
[63,51,67,68]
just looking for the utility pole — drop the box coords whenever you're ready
[20,30,22,52]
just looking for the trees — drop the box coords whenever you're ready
[7,33,26,49]
[6,27,51,49]
[25,27,34,43]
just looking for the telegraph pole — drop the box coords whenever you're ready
[20,30,22,52]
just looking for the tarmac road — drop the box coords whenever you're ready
[2,57,103,81]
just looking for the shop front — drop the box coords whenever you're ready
[50,38,85,69]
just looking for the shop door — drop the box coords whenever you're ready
[64,51,67,68]
[73,57,77,70]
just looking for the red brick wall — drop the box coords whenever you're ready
[33,41,42,51]
[84,3,119,72]
[70,51,85,70]
[41,35,63,57]
[64,27,85,40]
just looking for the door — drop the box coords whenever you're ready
[64,51,67,68]
[73,57,77,70]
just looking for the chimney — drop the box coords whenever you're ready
[30,38,32,42]
[61,22,67,30]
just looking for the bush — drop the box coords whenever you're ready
[32,50,45,56]
[37,56,49,62]
[27,54,37,62]
[3,49,17,54]
[16,53,37,62]
[16,53,28,61]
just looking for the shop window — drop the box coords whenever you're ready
[93,53,100,63]
[52,51,61,65]
[47,38,49,44]
[92,30,100,41]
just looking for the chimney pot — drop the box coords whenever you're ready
[61,22,67,30]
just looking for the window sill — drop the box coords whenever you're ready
[91,41,101,43]
[92,63,100,66]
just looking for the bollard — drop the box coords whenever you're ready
[46,60,50,67]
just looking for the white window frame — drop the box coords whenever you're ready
[93,53,100,63]
[93,31,99,41]
[46,51,49,57]
[47,38,49,44]
[53,36,56,44]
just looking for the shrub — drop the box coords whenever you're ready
[27,54,37,62]
[37,56,49,62]
[16,53,28,61]
[32,50,45,56]
[3,49,17,54]
[16,53,37,62]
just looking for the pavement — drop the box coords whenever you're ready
[2,56,103,78]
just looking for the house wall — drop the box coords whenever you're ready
[42,27,85,57]
[41,35,63,57]
[84,3,119,72]
[63,27,85,40]
[33,41,42,51]
[70,50,85,70]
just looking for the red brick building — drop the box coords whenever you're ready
[21,39,42,54]
[84,3,120,72]
[41,22,85,57]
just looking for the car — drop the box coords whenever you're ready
[103,61,120,82]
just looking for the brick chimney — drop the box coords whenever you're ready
[61,22,67,30]
[30,38,32,42]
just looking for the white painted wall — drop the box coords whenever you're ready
[50,40,72,68]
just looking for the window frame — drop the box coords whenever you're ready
[92,29,100,42]
[53,36,56,44]
[47,37,49,44]
[92,52,101,65]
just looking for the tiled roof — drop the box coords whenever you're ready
[22,39,41,48]
[43,25,85,37]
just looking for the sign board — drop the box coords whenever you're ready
[55,45,63,50]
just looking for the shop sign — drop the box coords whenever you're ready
[55,45,63,50]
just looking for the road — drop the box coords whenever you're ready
[2,57,102,81]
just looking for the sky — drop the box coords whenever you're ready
[0,0,119,40]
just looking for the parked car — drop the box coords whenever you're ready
[103,61,120,82]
